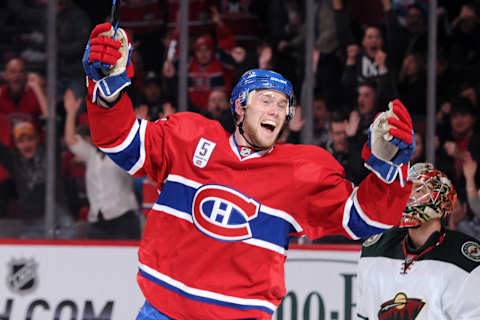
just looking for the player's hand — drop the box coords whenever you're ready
[363,99,415,186]
[82,23,134,104]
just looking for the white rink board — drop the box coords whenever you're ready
[0,242,144,320]
[0,241,360,320]
[279,247,361,320]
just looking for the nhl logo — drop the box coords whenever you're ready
[7,258,38,295]
[240,147,252,157]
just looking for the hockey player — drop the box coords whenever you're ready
[82,23,416,320]
[356,163,480,320]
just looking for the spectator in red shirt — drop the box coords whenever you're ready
[163,34,234,111]
[189,34,233,110]
[0,58,47,129]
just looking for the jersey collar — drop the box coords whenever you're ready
[229,135,273,161]
[401,228,446,274]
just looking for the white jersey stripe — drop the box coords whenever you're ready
[352,188,394,229]
[342,189,359,240]
[243,238,286,255]
[152,204,193,223]
[100,119,140,153]
[166,174,202,189]
[128,119,147,175]
[138,262,277,312]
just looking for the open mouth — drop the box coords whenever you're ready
[261,121,276,133]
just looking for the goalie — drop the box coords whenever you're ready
[357,163,480,319]
[82,23,416,320]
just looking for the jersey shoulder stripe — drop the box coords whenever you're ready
[100,118,147,174]
[343,187,393,240]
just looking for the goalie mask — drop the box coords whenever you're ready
[400,163,457,228]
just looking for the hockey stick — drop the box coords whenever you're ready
[110,0,121,37]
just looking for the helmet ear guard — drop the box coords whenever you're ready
[230,69,295,120]
[399,162,457,228]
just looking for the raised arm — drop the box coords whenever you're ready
[299,99,415,240]
[81,23,142,170]
[463,152,480,219]
[348,99,415,237]
[27,73,48,118]
[63,88,83,147]
[82,23,170,181]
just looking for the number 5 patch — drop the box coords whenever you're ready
[193,138,216,168]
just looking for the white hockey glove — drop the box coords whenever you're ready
[82,22,134,106]
[362,99,416,186]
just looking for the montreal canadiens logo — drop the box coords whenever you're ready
[192,185,260,241]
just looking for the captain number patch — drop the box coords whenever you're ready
[193,138,216,168]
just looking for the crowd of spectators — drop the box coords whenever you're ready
[0,0,479,242]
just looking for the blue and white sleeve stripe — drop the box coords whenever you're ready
[342,187,394,239]
[99,118,147,175]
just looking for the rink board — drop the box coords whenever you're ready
[0,240,361,320]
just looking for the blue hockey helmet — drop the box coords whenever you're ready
[230,69,295,120]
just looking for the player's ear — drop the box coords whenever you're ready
[235,99,245,118]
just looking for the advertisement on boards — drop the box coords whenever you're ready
[0,241,360,320]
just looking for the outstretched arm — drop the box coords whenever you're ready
[299,100,414,240]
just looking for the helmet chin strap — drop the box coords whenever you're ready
[238,111,265,151]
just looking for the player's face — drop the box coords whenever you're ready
[408,181,431,207]
[237,90,288,149]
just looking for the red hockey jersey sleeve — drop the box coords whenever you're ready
[86,94,169,181]
[86,93,224,184]
[288,144,412,240]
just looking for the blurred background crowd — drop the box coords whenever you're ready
[0,0,479,242]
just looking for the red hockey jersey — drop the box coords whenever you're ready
[87,93,411,319]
